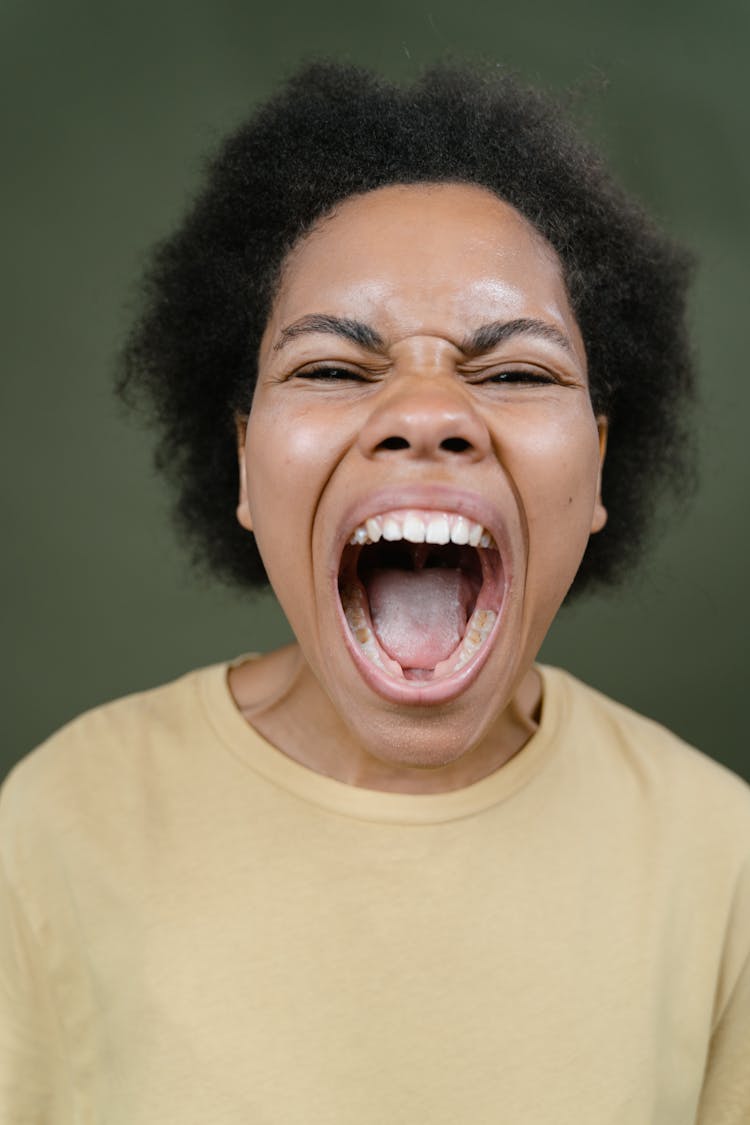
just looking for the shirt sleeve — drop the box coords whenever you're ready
[695,948,750,1124]
[0,810,74,1123]
[695,842,750,1125]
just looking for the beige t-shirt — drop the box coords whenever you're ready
[1,661,749,1123]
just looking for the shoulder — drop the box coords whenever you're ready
[0,662,227,856]
[541,663,750,847]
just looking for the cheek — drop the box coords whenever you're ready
[243,400,352,570]
[246,404,324,501]
[513,409,603,557]
[248,405,321,475]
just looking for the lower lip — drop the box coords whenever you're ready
[333,579,508,707]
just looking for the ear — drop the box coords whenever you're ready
[590,416,608,534]
[235,413,253,533]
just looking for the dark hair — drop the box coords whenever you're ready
[118,60,696,598]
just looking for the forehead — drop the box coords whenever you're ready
[263,183,581,355]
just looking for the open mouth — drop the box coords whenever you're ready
[337,508,505,690]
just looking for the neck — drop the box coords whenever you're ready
[228,644,542,795]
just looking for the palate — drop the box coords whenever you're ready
[358,541,473,576]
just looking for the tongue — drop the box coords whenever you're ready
[367,567,474,669]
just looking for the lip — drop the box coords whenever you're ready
[328,483,516,706]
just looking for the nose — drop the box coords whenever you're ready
[358,374,491,464]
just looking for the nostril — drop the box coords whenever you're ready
[441,437,472,453]
[377,436,411,451]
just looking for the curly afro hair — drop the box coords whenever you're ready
[118,60,696,599]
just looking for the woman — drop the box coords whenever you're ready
[2,62,748,1122]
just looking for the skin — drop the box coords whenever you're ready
[230,183,607,794]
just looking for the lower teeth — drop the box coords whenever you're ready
[341,585,496,680]
[343,589,386,670]
[442,608,496,673]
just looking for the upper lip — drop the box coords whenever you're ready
[332,483,514,575]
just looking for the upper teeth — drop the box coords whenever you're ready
[349,510,495,548]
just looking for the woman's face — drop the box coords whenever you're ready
[238,183,607,769]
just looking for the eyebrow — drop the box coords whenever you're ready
[272,313,572,355]
[273,314,385,352]
[461,318,573,356]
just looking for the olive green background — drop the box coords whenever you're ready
[2,0,748,782]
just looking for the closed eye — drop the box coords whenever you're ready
[482,369,557,385]
[294,364,367,382]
